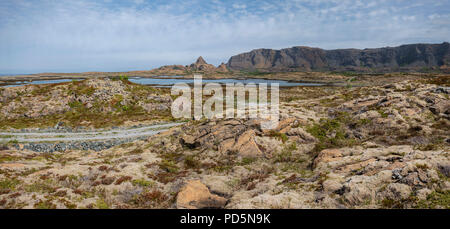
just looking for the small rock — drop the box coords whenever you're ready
[313,149,343,168]
[416,188,432,200]
[400,172,422,187]
[392,169,403,180]
[181,134,199,148]
[322,179,343,193]
[438,164,450,178]
[382,183,412,200]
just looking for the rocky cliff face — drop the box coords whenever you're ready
[227,42,450,72]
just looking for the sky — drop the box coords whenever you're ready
[0,0,449,74]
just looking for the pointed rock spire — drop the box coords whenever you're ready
[195,56,207,65]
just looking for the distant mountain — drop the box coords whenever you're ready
[226,42,450,72]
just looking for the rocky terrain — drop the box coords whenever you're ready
[0,75,449,209]
[0,77,173,129]
[227,42,450,72]
[151,56,229,75]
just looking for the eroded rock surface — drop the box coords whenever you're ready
[0,77,448,209]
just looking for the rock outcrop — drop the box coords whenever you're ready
[227,42,450,72]
[0,78,172,127]
[180,118,315,158]
[176,180,227,209]
[151,57,228,74]
[189,56,216,71]
[217,63,229,72]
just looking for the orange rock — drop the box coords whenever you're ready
[261,118,296,135]
[0,163,26,169]
[313,149,343,168]
[219,138,235,154]
[176,180,227,209]
[386,161,406,170]
[335,158,377,173]
[232,130,263,158]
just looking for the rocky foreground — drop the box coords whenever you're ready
[0,76,449,209]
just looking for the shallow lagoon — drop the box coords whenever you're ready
[129,77,324,87]
[1,77,324,88]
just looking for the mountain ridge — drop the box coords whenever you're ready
[226,42,450,72]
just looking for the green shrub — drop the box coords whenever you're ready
[96,198,109,209]
[184,155,200,169]
[306,114,356,152]
[0,178,21,191]
[132,179,155,187]
[416,190,450,209]
[268,131,288,143]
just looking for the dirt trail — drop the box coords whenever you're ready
[0,122,183,143]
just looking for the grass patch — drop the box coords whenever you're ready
[34,200,56,209]
[24,179,57,193]
[416,190,450,209]
[0,178,21,192]
[306,112,356,153]
[8,139,19,144]
[420,75,450,86]
[274,142,297,163]
[0,155,19,163]
[158,160,179,173]
[95,198,109,209]
[130,189,170,208]
[127,148,144,155]
[110,74,129,82]
[268,131,288,143]
[184,155,200,169]
[132,179,155,187]
[240,70,272,76]
[376,109,389,118]
[239,157,257,166]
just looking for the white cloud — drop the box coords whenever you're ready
[428,14,439,20]
[0,0,448,73]
[402,15,416,21]
[369,9,388,17]
[232,3,247,9]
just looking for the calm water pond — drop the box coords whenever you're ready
[1,77,324,88]
[129,77,324,87]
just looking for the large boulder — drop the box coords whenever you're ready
[176,180,227,209]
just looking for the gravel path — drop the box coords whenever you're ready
[0,122,183,143]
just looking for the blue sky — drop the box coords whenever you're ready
[0,0,449,74]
